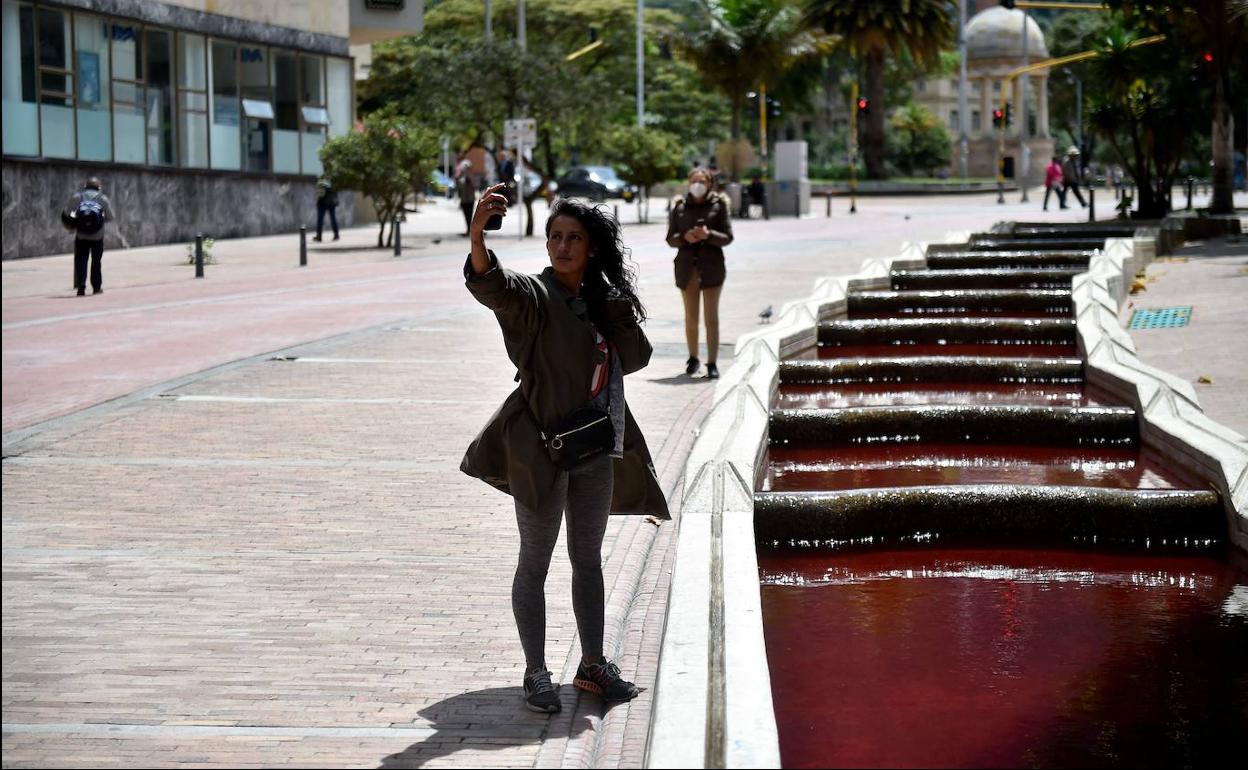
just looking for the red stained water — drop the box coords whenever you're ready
[818,343,1078,359]
[764,444,1183,491]
[777,383,1095,409]
[759,547,1248,769]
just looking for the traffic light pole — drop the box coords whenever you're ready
[849,82,859,214]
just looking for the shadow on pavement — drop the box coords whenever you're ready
[648,373,712,385]
[376,686,592,769]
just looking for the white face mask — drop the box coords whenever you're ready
[689,182,708,199]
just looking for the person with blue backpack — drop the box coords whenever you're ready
[61,177,115,296]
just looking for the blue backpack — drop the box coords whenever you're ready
[74,197,104,235]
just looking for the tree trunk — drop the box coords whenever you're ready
[1209,75,1234,214]
[863,48,887,180]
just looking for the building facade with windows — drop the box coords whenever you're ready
[2,0,422,259]
[913,4,1054,179]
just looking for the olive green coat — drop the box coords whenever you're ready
[460,253,670,518]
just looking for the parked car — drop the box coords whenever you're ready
[555,165,637,202]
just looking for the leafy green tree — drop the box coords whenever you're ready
[602,125,684,222]
[1086,23,1201,218]
[887,103,950,176]
[360,0,709,233]
[320,114,440,247]
[1100,0,1246,214]
[674,0,834,179]
[802,0,955,179]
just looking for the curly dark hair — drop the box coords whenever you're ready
[545,198,647,324]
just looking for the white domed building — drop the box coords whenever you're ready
[913,4,1055,181]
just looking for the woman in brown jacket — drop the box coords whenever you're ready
[461,185,668,714]
[666,166,734,379]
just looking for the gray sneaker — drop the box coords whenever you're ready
[523,668,561,714]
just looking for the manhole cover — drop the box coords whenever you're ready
[1129,306,1192,329]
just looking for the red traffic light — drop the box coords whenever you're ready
[1203,51,1214,63]
[857,97,869,111]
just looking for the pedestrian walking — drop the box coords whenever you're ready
[497,149,517,204]
[314,176,339,241]
[461,185,668,715]
[455,159,476,237]
[1061,147,1088,209]
[1043,156,1066,211]
[666,167,734,379]
[60,177,115,296]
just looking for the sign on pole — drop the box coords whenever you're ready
[504,119,536,148]
[504,119,536,239]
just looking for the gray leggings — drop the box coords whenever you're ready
[513,453,613,671]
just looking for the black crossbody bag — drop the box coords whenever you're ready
[540,403,615,470]
[520,345,616,471]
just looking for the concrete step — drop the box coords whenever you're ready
[969,237,1109,251]
[1009,226,1135,239]
[753,485,1224,544]
[776,382,1097,409]
[891,268,1081,290]
[765,444,1188,492]
[819,318,1076,346]
[848,288,1072,317]
[780,356,1084,385]
[768,404,1137,447]
[925,251,1092,269]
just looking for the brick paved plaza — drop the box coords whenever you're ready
[3,193,1244,768]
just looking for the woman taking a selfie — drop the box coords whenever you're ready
[461,184,669,714]
[666,166,734,379]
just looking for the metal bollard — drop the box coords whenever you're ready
[194,233,204,278]
[826,194,832,217]
[299,226,307,266]
[1088,187,1095,222]
[795,192,801,218]
[614,204,619,222]
[1185,177,1193,210]
[393,215,401,256]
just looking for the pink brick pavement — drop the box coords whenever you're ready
[5,193,1240,768]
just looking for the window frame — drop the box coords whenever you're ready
[5,1,351,178]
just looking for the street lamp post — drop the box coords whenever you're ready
[484,0,492,41]
[957,0,969,179]
[637,0,644,129]
[1063,67,1083,154]
[1019,7,1030,203]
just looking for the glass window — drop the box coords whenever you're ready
[272,50,298,173]
[239,45,270,171]
[326,56,351,138]
[972,111,981,133]
[177,32,207,167]
[299,55,324,175]
[38,6,74,158]
[299,54,323,105]
[209,41,239,170]
[2,0,39,155]
[949,110,958,130]
[145,28,173,165]
[110,21,144,164]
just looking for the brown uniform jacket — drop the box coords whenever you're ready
[460,253,670,518]
[666,192,734,289]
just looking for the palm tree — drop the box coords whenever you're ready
[676,0,834,179]
[803,0,954,179]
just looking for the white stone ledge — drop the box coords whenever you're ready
[648,251,926,768]
[1074,233,1248,551]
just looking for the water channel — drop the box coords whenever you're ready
[754,226,1248,767]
